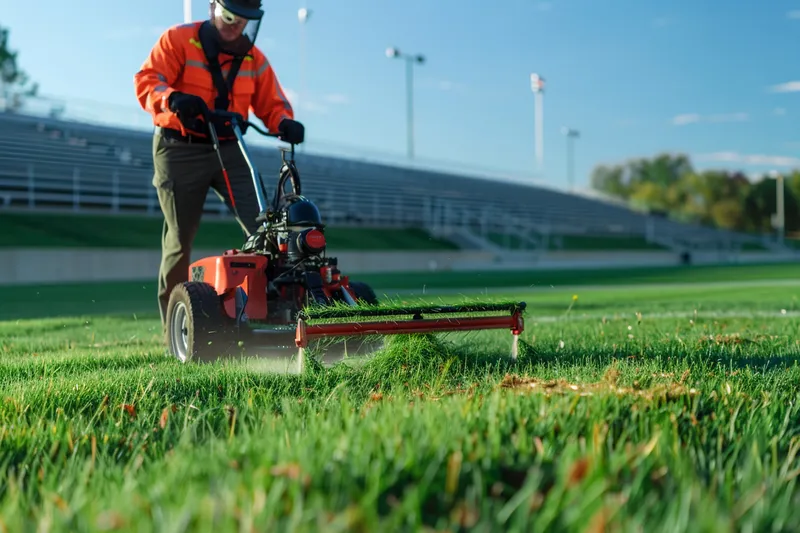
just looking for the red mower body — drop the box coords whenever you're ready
[189,249,269,320]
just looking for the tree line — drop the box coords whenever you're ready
[0,25,38,113]
[590,153,800,236]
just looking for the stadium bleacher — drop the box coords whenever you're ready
[0,110,779,252]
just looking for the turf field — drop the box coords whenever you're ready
[1,263,799,531]
[0,211,459,251]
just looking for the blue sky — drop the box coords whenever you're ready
[4,0,800,190]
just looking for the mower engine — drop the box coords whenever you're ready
[237,193,361,325]
[274,196,328,263]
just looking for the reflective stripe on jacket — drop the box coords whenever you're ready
[133,21,293,137]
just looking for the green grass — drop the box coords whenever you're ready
[1,261,795,321]
[0,211,459,251]
[0,264,799,530]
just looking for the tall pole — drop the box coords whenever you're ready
[184,0,192,23]
[531,73,545,176]
[387,47,425,160]
[562,127,579,192]
[298,7,311,152]
[406,58,414,160]
[778,173,785,245]
[298,7,311,111]
[772,170,785,245]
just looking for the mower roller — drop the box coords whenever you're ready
[164,110,526,369]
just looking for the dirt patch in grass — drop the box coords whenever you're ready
[498,371,699,401]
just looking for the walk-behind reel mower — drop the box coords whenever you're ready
[165,110,526,371]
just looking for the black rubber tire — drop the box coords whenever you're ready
[165,281,235,363]
[349,281,379,305]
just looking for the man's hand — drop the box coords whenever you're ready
[168,92,209,126]
[278,118,305,144]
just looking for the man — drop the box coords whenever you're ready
[133,0,304,328]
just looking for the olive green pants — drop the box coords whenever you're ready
[152,130,263,327]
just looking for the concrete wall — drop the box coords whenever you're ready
[0,247,795,285]
[0,248,494,285]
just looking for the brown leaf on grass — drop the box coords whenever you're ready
[52,493,68,511]
[533,436,545,456]
[446,450,463,495]
[567,457,591,487]
[585,506,609,533]
[450,501,479,528]
[698,333,772,346]
[603,365,620,387]
[159,408,169,429]
[121,404,136,418]
[529,491,545,512]
[270,463,311,488]
[499,374,698,402]
[95,511,126,531]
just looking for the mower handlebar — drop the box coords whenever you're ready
[205,110,283,142]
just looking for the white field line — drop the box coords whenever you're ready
[377,278,800,297]
[525,309,800,324]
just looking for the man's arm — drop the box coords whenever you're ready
[251,54,294,133]
[134,26,185,119]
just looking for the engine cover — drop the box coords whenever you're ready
[287,228,326,259]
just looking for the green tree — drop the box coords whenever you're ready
[788,171,800,209]
[0,25,38,112]
[709,198,746,230]
[669,172,708,224]
[683,170,752,229]
[589,164,629,198]
[743,175,799,233]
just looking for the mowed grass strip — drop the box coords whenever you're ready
[0,283,799,531]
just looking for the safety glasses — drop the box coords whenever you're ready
[214,3,244,25]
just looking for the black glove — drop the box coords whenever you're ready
[278,118,305,144]
[168,92,209,126]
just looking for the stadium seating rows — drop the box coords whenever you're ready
[0,111,771,251]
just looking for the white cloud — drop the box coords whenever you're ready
[788,10,800,19]
[695,151,800,168]
[672,113,700,125]
[322,93,350,105]
[283,89,349,114]
[769,81,800,93]
[671,112,748,126]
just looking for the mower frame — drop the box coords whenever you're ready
[164,110,527,364]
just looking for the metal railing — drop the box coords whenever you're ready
[0,110,784,253]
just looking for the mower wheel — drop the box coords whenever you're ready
[349,281,379,305]
[166,281,234,363]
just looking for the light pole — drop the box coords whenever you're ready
[298,6,311,151]
[531,73,545,176]
[184,0,192,22]
[298,7,311,113]
[562,127,579,192]
[386,47,425,159]
[770,170,785,245]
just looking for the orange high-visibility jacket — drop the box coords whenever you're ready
[134,22,293,137]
